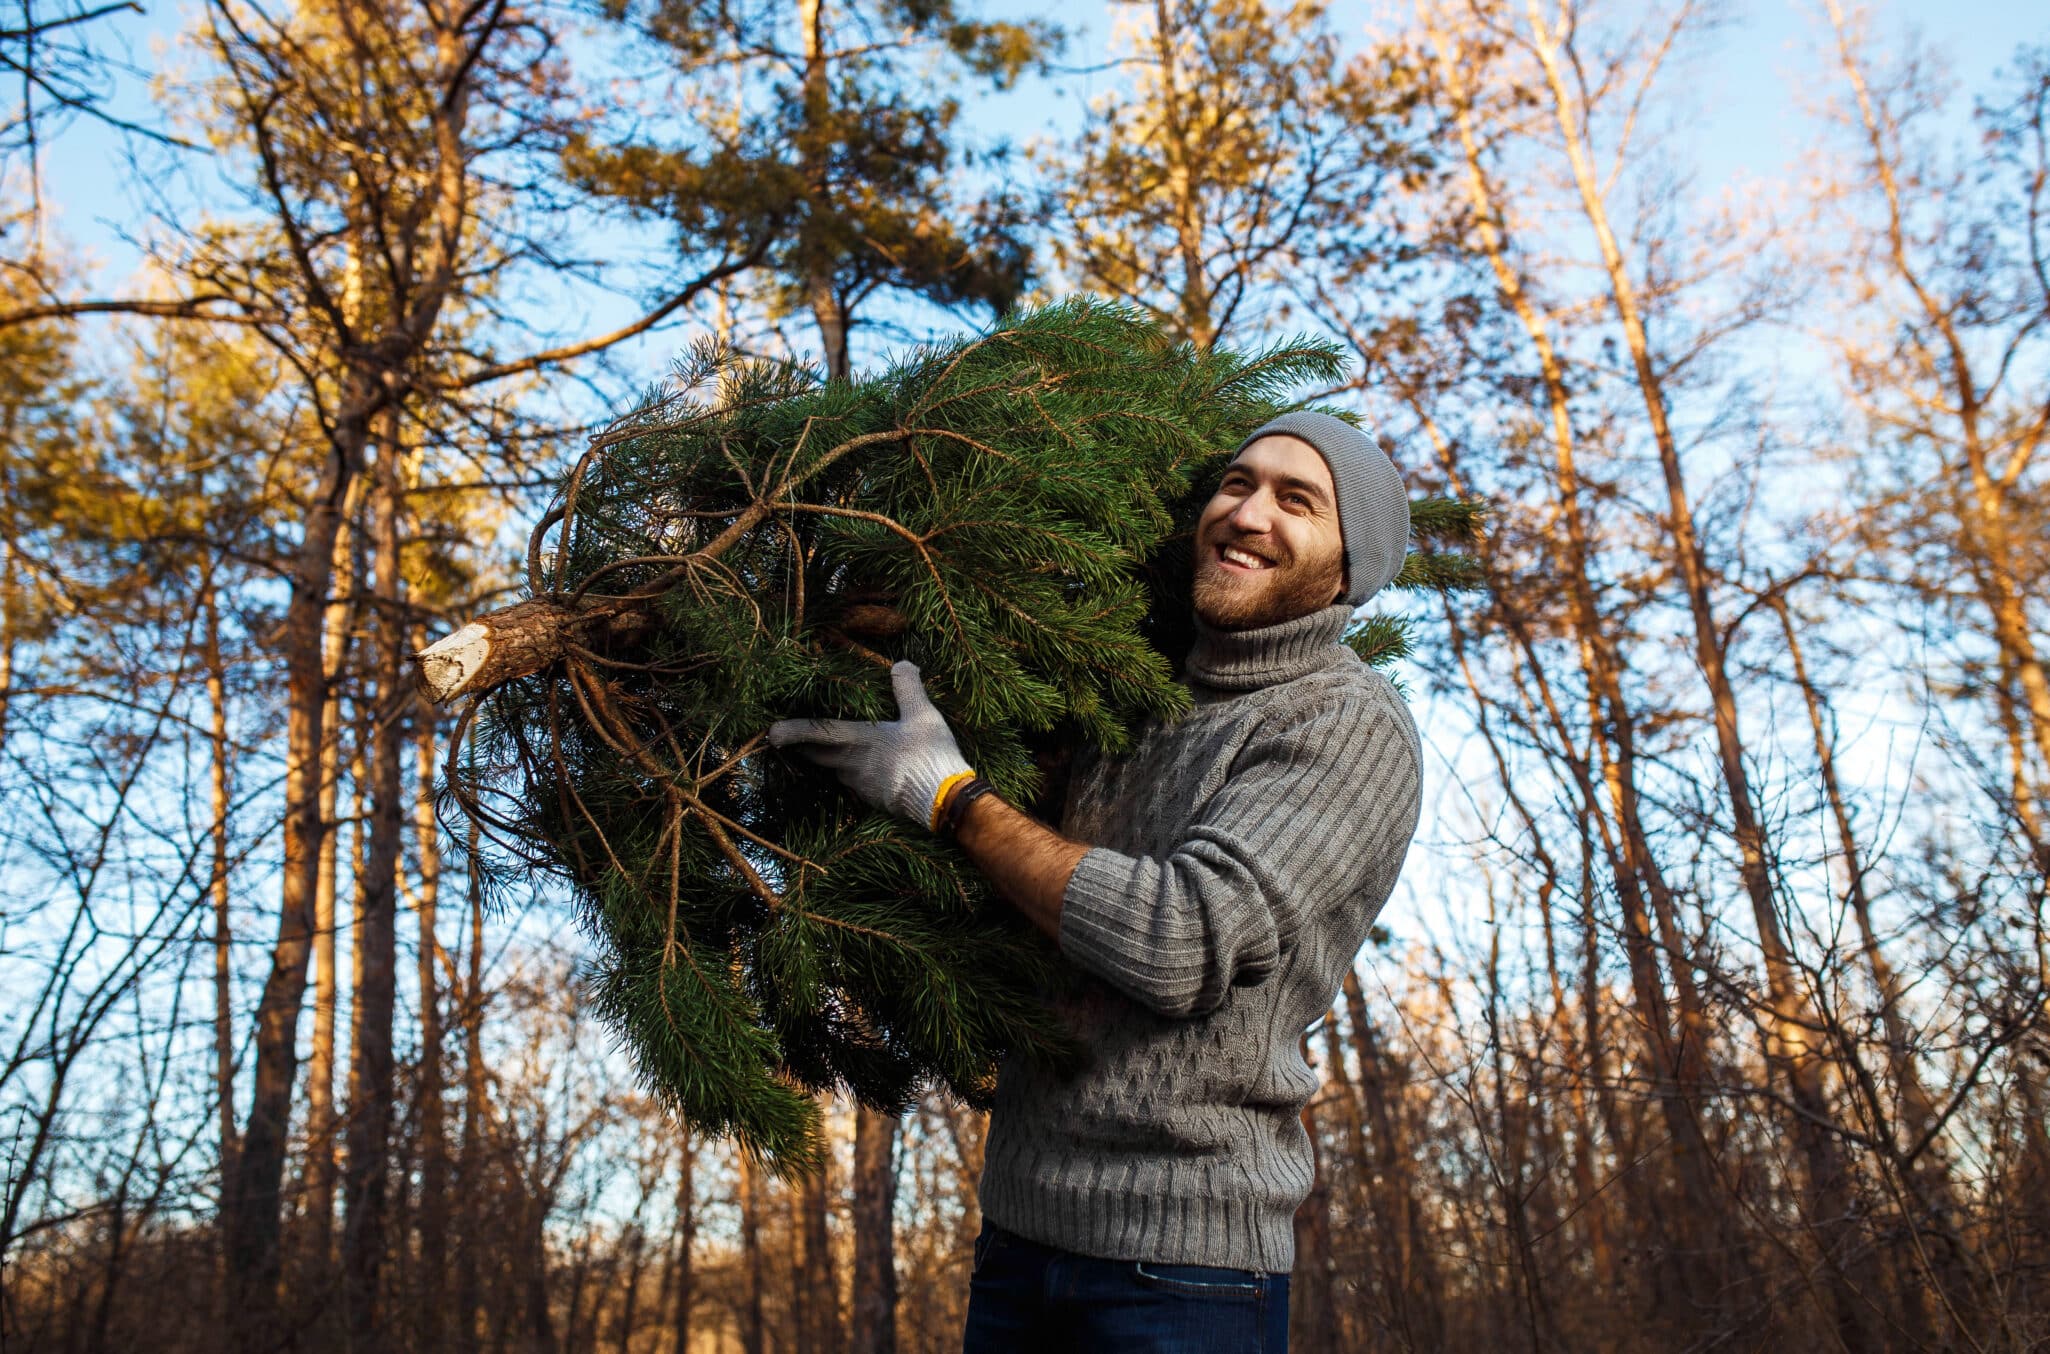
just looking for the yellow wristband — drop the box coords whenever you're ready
[930,769,979,832]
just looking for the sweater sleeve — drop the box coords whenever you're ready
[1056,694,1419,1018]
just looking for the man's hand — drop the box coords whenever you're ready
[767,661,973,830]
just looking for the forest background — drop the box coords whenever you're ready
[2,0,2047,1350]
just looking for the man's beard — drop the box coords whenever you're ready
[1190,537,1347,631]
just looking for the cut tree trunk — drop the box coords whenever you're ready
[414,597,658,705]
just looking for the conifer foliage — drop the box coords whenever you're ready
[432,300,1467,1168]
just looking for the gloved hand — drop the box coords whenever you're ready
[767,661,973,830]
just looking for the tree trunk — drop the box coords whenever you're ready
[799,1156,840,1354]
[849,1105,899,1354]
[342,425,407,1346]
[1146,0,1217,351]
[0,538,17,757]
[204,583,239,1182]
[667,1135,696,1354]
[523,1188,559,1354]
[415,705,451,1351]
[739,1151,767,1354]
[304,731,343,1253]
[1342,968,1442,1351]
[798,0,850,381]
[223,419,364,1353]
[307,477,360,1262]
[1315,1012,1367,1345]
[456,815,488,1354]
[1291,1030,1339,1354]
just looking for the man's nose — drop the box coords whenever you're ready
[1226,490,1278,532]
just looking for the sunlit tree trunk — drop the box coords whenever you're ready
[0,538,16,757]
[1389,141,1736,1299]
[305,477,359,1262]
[1316,1008,1369,1344]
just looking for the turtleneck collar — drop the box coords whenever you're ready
[1184,602,1355,695]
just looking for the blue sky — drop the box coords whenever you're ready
[37,0,2045,305]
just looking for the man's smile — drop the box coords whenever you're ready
[1216,542,1277,571]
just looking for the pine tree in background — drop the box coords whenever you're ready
[420,300,1480,1169]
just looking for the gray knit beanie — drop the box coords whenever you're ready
[1233,411,1409,606]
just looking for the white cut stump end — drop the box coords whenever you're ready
[416,622,493,704]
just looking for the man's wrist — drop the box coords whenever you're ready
[937,773,995,836]
[929,768,979,832]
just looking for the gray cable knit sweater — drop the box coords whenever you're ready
[976,601,1422,1273]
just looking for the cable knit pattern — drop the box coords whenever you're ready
[977,602,1422,1272]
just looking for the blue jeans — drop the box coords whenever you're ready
[961,1222,1289,1353]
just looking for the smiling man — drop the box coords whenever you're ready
[769,411,1421,1353]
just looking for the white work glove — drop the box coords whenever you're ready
[767,661,974,831]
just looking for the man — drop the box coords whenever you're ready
[769,411,1421,1353]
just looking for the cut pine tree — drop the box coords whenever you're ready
[417,300,1479,1169]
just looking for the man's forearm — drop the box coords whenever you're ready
[949,790,1090,940]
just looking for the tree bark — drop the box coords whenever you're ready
[739,1150,767,1354]
[1342,968,1443,1350]
[204,583,239,1182]
[455,815,488,1354]
[342,424,406,1346]
[307,475,360,1263]
[849,1104,899,1354]
[1315,1011,1367,1344]
[222,423,361,1352]
[1291,1030,1340,1354]
[667,1134,696,1354]
[415,705,450,1352]
[799,1154,840,1354]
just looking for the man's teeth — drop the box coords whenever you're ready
[1222,546,1271,569]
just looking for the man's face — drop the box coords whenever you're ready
[1190,435,1347,631]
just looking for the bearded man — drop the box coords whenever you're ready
[769,411,1421,1354]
